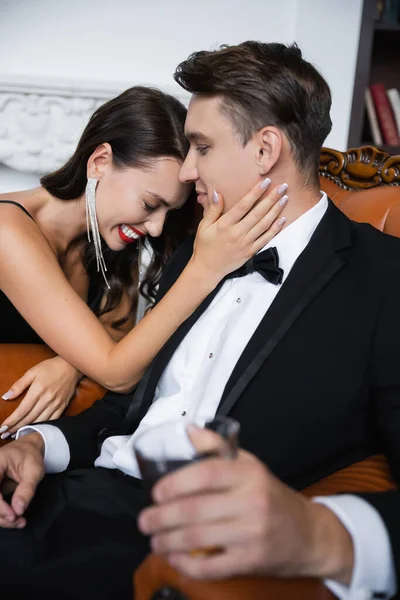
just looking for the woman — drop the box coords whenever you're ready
[0,86,285,437]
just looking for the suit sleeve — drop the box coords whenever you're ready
[38,236,196,469]
[356,268,400,581]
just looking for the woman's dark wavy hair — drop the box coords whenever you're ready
[40,86,197,328]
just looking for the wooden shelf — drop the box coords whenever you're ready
[380,144,400,155]
[363,143,400,155]
[348,0,400,149]
[374,22,400,32]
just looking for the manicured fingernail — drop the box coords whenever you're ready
[2,391,13,400]
[278,217,287,226]
[279,194,288,207]
[213,190,219,204]
[0,426,8,434]
[277,183,288,195]
[259,177,271,190]
[1,432,10,440]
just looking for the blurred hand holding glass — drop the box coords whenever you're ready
[134,416,240,555]
[134,416,240,489]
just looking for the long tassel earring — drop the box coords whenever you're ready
[85,178,110,289]
[135,239,148,325]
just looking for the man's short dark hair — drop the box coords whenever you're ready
[174,41,332,188]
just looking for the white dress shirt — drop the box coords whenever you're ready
[18,192,396,599]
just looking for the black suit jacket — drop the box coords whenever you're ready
[52,200,400,576]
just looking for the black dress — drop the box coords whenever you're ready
[0,200,102,343]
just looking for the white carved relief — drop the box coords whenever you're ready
[0,77,189,174]
[0,92,103,173]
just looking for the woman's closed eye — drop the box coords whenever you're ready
[143,202,158,212]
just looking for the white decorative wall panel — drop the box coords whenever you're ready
[0,77,189,175]
[0,0,363,187]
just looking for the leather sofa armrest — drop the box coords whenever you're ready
[0,344,105,445]
[134,554,333,600]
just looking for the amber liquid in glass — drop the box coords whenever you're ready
[136,451,222,556]
[136,452,215,489]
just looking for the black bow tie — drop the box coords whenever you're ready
[226,246,283,285]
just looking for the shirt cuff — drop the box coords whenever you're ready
[313,494,397,599]
[16,424,70,474]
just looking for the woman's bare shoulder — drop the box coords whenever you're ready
[0,192,35,222]
[0,199,54,267]
[0,188,43,219]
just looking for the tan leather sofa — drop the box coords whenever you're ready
[0,344,105,444]
[0,146,399,599]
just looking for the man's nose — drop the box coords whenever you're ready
[179,153,198,183]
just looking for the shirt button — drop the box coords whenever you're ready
[181,410,187,416]
[209,353,213,358]
[236,297,241,303]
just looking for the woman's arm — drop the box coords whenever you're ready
[0,182,285,392]
[98,287,137,341]
[0,284,139,436]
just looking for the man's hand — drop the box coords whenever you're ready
[0,433,45,529]
[138,427,354,584]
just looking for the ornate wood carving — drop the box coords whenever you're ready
[319,145,400,190]
[0,92,103,173]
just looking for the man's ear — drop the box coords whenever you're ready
[86,143,113,180]
[256,127,283,175]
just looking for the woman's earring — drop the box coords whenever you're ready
[85,178,110,289]
[137,238,143,289]
[135,239,148,325]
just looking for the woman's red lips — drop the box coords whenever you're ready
[130,226,145,237]
[118,225,145,244]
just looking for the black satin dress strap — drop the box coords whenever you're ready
[0,200,34,221]
[0,200,43,343]
[0,200,103,343]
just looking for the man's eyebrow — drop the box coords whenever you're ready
[185,131,212,143]
[145,191,170,208]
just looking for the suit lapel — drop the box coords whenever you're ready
[217,200,352,417]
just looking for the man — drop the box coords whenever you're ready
[1,41,399,600]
